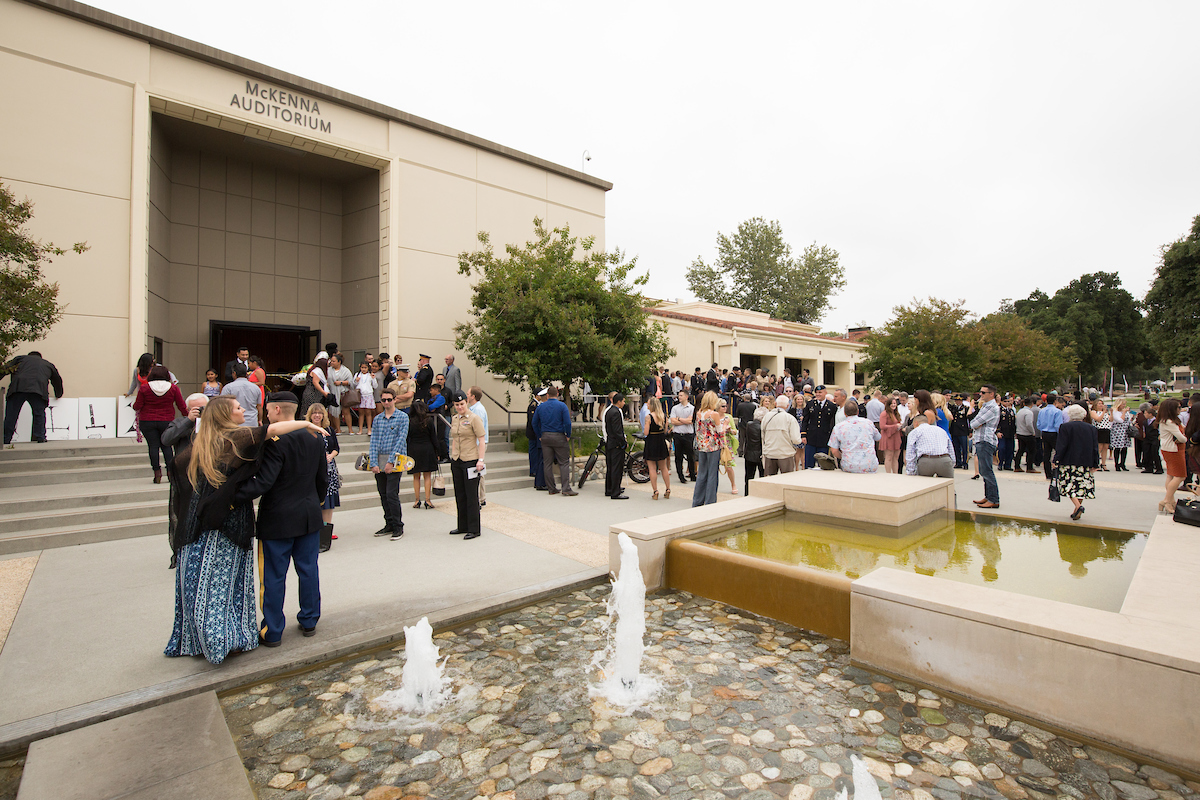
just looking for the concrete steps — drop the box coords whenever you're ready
[0,438,531,555]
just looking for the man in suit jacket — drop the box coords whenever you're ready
[442,355,462,396]
[801,384,838,469]
[604,393,628,499]
[235,392,329,646]
[224,346,250,384]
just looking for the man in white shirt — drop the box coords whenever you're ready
[833,388,849,426]
[469,386,490,506]
[866,391,886,425]
[669,391,696,482]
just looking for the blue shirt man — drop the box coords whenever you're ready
[532,394,572,437]
[368,390,410,539]
[1036,401,1064,434]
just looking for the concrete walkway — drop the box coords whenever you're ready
[0,454,1175,753]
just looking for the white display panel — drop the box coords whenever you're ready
[14,397,79,441]
[78,397,117,439]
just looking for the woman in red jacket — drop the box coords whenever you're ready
[133,365,187,483]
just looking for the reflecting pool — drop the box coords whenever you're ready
[701,510,1146,612]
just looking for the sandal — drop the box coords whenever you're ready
[652,490,659,500]
[423,501,434,509]
[664,488,670,499]
[413,502,421,509]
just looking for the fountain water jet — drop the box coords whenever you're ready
[589,532,661,708]
[373,616,451,715]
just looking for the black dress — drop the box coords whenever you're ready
[407,416,441,473]
[644,416,670,462]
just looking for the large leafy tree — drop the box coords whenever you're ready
[686,217,844,324]
[859,299,1073,393]
[1144,215,1200,369]
[0,184,87,365]
[972,313,1076,395]
[454,218,674,396]
[1013,271,1151,380]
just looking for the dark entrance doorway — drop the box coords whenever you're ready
[209,321,321,391]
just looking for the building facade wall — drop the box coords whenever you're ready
[0,0,608,411]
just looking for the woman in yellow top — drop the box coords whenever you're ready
[718,397,739,495]
[449,390,487,540]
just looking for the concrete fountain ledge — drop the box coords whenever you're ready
[852,513,1200,773]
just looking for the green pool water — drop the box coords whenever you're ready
[700,510,1147,612]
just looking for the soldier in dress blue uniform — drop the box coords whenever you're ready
[234,392,329,647]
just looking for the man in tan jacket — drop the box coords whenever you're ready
[760,395,803,475]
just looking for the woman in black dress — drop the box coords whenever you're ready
[299,357,330,420]
[408,401,444,509]
[641,397,671,499]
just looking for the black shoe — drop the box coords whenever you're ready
[971,475,980,480]
[1154,470,1164,475]
[301,625,317,637]
[463,531,480,540]
[678,476,688,483]
[258,634,281,648]
[611,493,629,500]
[535,486,548,491]
[480,501,486,507]
[390,529,405,541]
[374,527,393,537]
[1070,505,1085,521]
[449,529,464,535]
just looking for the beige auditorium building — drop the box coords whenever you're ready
[1,0,609,399]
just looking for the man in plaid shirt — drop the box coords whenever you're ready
[970,384,1001,509]
[370,388,410,540]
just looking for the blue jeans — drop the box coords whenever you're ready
[691,449,721,507]
[976,441,999,504]
[259,531,321,642]
[953,435,970,469]
[997,436,1014,470]
[804,443,829,469]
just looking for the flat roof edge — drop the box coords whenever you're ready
[23,0,614,193]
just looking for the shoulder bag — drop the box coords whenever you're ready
[432,463,447,496]
[341,388,361,408]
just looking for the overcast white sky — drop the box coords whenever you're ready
[93,1,1200,332]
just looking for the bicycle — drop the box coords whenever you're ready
[578,434,650,488]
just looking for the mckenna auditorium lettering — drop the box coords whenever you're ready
[229,81,331,133]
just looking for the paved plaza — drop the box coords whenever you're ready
[0,454,1190,797]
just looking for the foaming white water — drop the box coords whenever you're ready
[373,617,452,716]
[588,532,661,709]
[835,756,884,800]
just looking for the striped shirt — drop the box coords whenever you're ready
[970,399,1000,446]
[904,424,954,476]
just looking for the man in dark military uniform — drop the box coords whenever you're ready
[414,354,434,403]
[235,392,329,647]
[800,384,839,469]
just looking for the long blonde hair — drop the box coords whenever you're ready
[646,396,664,428]
[187,396,244,490]
[931,393,950,416]
[700,391,721,414]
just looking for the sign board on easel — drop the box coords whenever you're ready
[14,397,79,441]
[117,394,138,439]
[78,397,117,439]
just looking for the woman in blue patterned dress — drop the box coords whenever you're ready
[165,396,324,664]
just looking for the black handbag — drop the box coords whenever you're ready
[1173,499,1200,527]
[1048,467,1061,502]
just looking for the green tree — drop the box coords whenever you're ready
[971,313,1075,395]
[1013,272,1151,380]
[857,299,983,392]
[686,217,845,324]
[0,184,86,365]
[859,299,1073,394]
[454,218,674,396]
[1144,215,1200,369]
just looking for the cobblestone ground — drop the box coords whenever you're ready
[222,585,1197,800]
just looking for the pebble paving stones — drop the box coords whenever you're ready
[221,585,1198,800]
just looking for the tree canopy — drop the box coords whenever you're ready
[686,217,845,324]
[454,218,674,397]
[0,183,86,365]
[859,298,1073,395]
[1144,215,1200,369]
[1012,271,1152,379]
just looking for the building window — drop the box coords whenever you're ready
[153,337,164,365]
[824,362,836,386]
[854,371,865,386]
